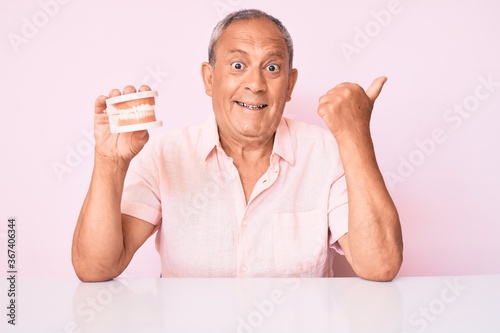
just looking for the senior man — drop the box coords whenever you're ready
[72,9,403,281]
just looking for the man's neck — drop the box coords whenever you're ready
[219,131,275,164]
[218,132,275,204]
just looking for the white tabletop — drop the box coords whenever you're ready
[2,274,499,332]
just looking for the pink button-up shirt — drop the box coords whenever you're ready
[122,114,349,277]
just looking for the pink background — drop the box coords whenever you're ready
[1,0,499,278]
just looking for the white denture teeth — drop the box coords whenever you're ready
[120,111,153,120]
[117,104,155,119]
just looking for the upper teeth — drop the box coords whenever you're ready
[238,102,266,110]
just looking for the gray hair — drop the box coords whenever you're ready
[208,9,294,69]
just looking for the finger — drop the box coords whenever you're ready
[138,85,152,92]
[133,129,149,142]
[365,76,387,103]
[108,88,121,98]
[123,85,137,95]
[94,95,108,114]
[99,89,122,116]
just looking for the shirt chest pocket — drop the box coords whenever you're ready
[272,209,328,275]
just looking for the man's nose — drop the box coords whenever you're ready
[244,67,267,93]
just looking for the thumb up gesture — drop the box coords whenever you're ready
[318,76,387,142]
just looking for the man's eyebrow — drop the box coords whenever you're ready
[227,49,248,56]
[265,50,286,59]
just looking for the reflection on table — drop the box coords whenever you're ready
[1,274,499,332]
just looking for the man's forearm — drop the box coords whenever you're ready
[338,134,403,281]
[72,156,130,281]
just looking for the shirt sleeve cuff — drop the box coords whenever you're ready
[121,200,162,226]
[328,202,348,255]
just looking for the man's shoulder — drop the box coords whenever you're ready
[281,117,342,172]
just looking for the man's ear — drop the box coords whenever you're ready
[286,68,298,102]
[201,62,214,97]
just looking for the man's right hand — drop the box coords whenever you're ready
[72,84,156,282]
[94,85,151,163]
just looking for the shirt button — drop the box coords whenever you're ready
[242,266,248,272]
[242,219,248,226]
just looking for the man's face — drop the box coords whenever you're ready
[202,18,298,144]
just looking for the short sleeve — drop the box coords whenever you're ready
[328,173,349,254]
[121,141,162,226]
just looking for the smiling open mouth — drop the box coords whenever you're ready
[236,101,268,110]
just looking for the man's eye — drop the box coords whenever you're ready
[266,64,279,72]
[231,62,244,70]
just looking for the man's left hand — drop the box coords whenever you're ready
[317,76,387,141]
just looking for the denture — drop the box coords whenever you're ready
[105,91,162,133]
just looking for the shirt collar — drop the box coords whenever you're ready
[199,112,220,160]
[272,117,295,165]
[198,113,295,165]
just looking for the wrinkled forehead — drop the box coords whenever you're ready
[216,18,289,59]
